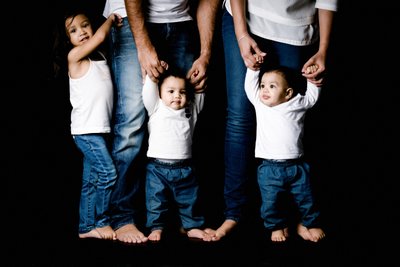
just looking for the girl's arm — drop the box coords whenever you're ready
[68,14,122,65]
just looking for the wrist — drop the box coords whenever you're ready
[237,33,249,42]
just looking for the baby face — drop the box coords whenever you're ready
[160,76,187,110]
[259,71,291,107]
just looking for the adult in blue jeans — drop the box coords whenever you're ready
[103,0,220,243]
[205,0,337,241]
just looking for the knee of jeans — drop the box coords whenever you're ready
[225,118,255,139]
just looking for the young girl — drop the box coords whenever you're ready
[142,67,211,242]
[244,64,325,242]
[63,10,122,240]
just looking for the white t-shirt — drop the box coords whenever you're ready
[224,0,338,46]
[103,0,192,23]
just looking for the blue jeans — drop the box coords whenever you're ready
[146,21,197,74]
[107,18,198,230]
[221,9,316,222]
[108,19,147,230]
[145,159,204,231]
[257,159,321,230]
[221,8,256,222]
[73,134,117,234]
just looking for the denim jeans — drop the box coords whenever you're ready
[145,159,204,231]
[146,21,197,74]
[222,8,256,222]
[221,8,316,222]
[257,159,321,230]
[73,134,117,234]
[107,18,198,230]
[108,19,147,230]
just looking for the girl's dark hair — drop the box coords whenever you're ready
[51,6,95,79]
[158,68,195,103]
[258,64,307,96]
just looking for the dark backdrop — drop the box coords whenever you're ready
[7,1,397,266]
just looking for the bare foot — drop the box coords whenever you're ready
[148,229,162,242]
[187,228,212,241]
[271,228,289,242]
[297,224,325,242]
[204,219,237,241]
[115,224,148,243]
[308,228,325,241]
[79,229,102,239]
[79,226,116,240]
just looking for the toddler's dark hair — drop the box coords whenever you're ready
[258,64,307,96]
[158,68,195,103]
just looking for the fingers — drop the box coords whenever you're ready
[191,75,207,91]
[160,60,169,70]
[145,61,168,83]
[306,75,324,87]
[187,66,208,91]
[302,64,319,75]
[245,54,264,70]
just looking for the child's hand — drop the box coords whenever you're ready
[303,64,319,74]
[112,13,123,28]
[160,60,169,70]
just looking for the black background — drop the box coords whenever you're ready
[7,1,398,266]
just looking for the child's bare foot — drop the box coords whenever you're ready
[297,224,325,242]
[115,224,148,243]
[79,226,116,240]
[187,228,212,241]
[79,229,101,239]
[271,228,289,242]
[148,229,162,242]
[204,219,237,241]
[308,228,325,241]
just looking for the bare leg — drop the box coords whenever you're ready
[204,219,237,241]
[115,224,148,243]
[297,224,325,242]
[148,229,162,242]
[79,226,116,240]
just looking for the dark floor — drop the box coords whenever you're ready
[7,1,398,266]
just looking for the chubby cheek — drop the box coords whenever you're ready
[261,98,270,106]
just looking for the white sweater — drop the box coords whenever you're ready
[142,75,204,160]
[244,68,321,160]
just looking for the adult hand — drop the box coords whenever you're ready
[187,55,209,92]
[302,51,326,87]
[137,44,167,84]
[238,34,266,70]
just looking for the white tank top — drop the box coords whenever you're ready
[69,53,114,135]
